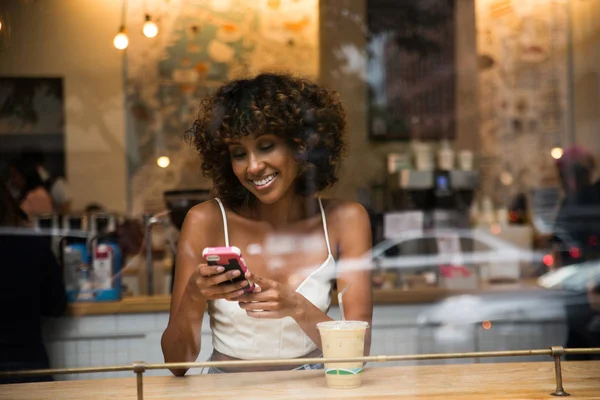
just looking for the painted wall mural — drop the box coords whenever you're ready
[475,0,571,204]
[124,0,319,215]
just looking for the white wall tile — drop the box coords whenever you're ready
[78,316,118,335]
[89,339,104,354]
[117,314,156,334]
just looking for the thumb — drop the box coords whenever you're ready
[246,271,273,289]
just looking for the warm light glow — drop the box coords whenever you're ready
[113,28,129,50]
[143,15,159,38]
[499,171,513,186]
[157,156,170,168]
[0,20,3,32]
[211,0,232,12]
[551,147,564,160]
[482,320,492,330]
[490,223,501,235]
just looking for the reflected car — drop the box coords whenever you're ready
[537,261,600,293]
[370,228,545,285]
[415,258,600,329]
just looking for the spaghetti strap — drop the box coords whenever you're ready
[318,198,332,256]
[214,198,230,247]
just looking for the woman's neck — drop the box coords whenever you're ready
[249,193,318,228]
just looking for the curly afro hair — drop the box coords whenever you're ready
[187,73,347,209]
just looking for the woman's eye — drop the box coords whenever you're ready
[231,151,246,159]
[259,143,274,152]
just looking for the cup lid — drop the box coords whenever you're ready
[317,320,369,330]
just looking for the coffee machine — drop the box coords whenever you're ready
[386,169,479,230]
[368,168,480,289]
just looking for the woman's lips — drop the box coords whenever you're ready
[250,173,278,189]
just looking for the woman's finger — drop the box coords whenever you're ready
[204,279,248,296]
[198,264,224,277]
[235,290,271,303]
[224,289,247,300]
[207,269,242,286]
[239,301,278,311]
[246,310,281,319]
[245,272,276,289]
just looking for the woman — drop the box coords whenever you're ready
[0,182,67,383]
[8,158,53,219]
[161,73,373,375]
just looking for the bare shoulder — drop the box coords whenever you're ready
[180,199,222,234]
[322,199,372,259]
[322,199,370,228]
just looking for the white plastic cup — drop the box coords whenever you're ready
[317,320,369,389]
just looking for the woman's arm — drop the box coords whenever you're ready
[161,204,211,376]
[161,202,250,376]
[332,202,373,355]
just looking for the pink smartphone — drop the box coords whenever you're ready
[202,246,256,293]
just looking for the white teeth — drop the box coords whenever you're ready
[252,173,276,186]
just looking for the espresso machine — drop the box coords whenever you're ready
[386,169,479,229]
[369,168,480,290]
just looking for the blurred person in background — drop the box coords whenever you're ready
[589,280,600,312]
[551,145,600,360]
[552,145,600,268]
[0,182,67,383]
[19,149,71,214]
[7,157,53,220]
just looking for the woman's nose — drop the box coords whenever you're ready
[247,154,265,176]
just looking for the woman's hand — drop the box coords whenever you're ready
[188,264,253,301]
[236,272,303,319]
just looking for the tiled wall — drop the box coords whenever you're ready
[43,313,212,380]
[43,300,567,381]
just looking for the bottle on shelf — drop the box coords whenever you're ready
[437,139,455,171]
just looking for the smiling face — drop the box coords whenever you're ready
[227,134,299,205]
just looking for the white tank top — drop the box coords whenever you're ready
[205,197,335,360]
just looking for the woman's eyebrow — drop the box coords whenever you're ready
[253,132,272,139]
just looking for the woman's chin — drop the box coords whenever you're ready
[246,181,293,205]
[254,193,280,205]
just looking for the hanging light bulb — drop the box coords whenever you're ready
[500,171,513,186]
[551,147,564,160]
[157,156,170,168]
[113,26,129,50]
[143,15,159,38]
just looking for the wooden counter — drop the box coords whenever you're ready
[66,280,542,316]
[2,361,599,399]
[66,295,172,316]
